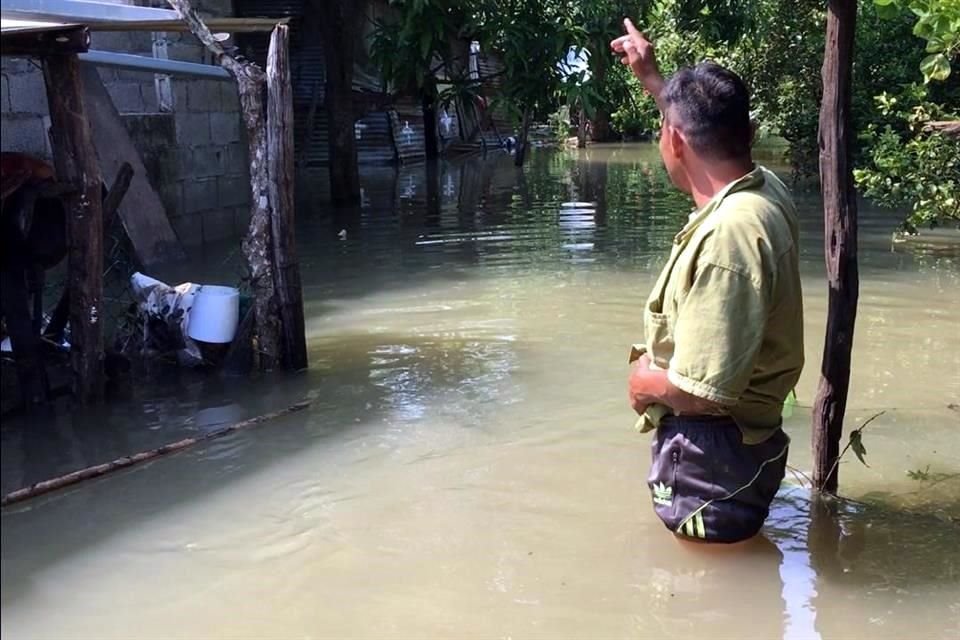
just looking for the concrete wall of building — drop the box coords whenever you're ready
[0,0,250,247]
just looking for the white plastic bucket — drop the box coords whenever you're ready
[187,284,240,344]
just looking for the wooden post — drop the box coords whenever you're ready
[812,0,859,493]
[315,0,361,204]
[45,162,134,344]
[266,25,308,371]
[166,0,280,370]
[42,50,105,403]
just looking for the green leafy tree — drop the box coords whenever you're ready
[369,1,475,158]
[854,0,960,231]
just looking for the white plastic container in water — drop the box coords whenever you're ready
[186,285,240,344]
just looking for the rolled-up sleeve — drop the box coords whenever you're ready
[667,262,767,405]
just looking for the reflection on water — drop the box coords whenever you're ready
[2,144,959,639]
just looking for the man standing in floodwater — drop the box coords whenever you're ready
[612,19,804,543]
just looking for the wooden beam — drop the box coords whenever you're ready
[79,65,185,266]
[812,0,859,493]
[267,24,307,371]
[45,163,134,344]
[0,26,89,56]
[1,17,287,36]
[42,53,105,404]
[89,17,289,33]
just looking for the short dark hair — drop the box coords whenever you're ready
[661,61,752,160]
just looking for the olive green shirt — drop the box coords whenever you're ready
[636,165,804,444]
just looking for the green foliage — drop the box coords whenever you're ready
[874,0,960,82]
[849,430,869,467]
[854,86,960,231]
[609,65,660,138]
[369,0,470,96]
[474,0,583,123]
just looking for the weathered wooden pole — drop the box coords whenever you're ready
[812,0,859,493]
[166,0,281,370]
[315,0,361,204]
[266,25,308,371]
[42,37,106,403]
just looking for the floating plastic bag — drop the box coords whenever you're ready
[130,272,203,367]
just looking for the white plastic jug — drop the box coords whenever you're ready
[186,285,240,344]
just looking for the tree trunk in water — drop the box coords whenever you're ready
[812,0,859,493]
[319,0,360,204]
[577,106,587,148]
[591,108,611,142]
[43,51,105,403]
[267,25,307,371]
[422,84,439,160]
[235,74,280,370]
[588,51,611,142]
[514,108,531,167]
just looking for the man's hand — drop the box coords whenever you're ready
[628,353,655,416]
[611,19,656,79]
[628,353,726,416]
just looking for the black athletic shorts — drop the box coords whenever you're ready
[647,415,789,543]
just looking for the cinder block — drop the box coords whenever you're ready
[7,71,48,115]
[234,205,252,232]
[168,42,205,64]
[173,81,188,112]
[159,182,183,218]
[141,83,160,113]
[202,207,236,243]
[0,114,50,156]
[0,75,10,113]
[189,146,224,178]
[115,68,155,83]
[219,83,241,112]
[91,31,133,51]
[171,212,204,247]
[184,177,218,214]
[210,111,240,143]
[187,80,219,112]
[222,141,248,175]
[107,83,145,114]
[175,112,211,146]
[125,31,154,54]
[218,175,249,208]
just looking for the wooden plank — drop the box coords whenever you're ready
[811,0,859,493]
[79,64,185,267]
[88,17,288,33]
[267,24,307,371]
[43,53,105,403]
[0,26,89,56]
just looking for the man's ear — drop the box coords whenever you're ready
[668,125,685,159]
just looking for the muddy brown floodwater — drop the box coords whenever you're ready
[2,144,959,639]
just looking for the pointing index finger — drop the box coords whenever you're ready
[623,18,643,39]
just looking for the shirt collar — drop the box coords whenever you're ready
[674,165,765,244]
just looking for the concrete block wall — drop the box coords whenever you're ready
[0,0,250,247]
